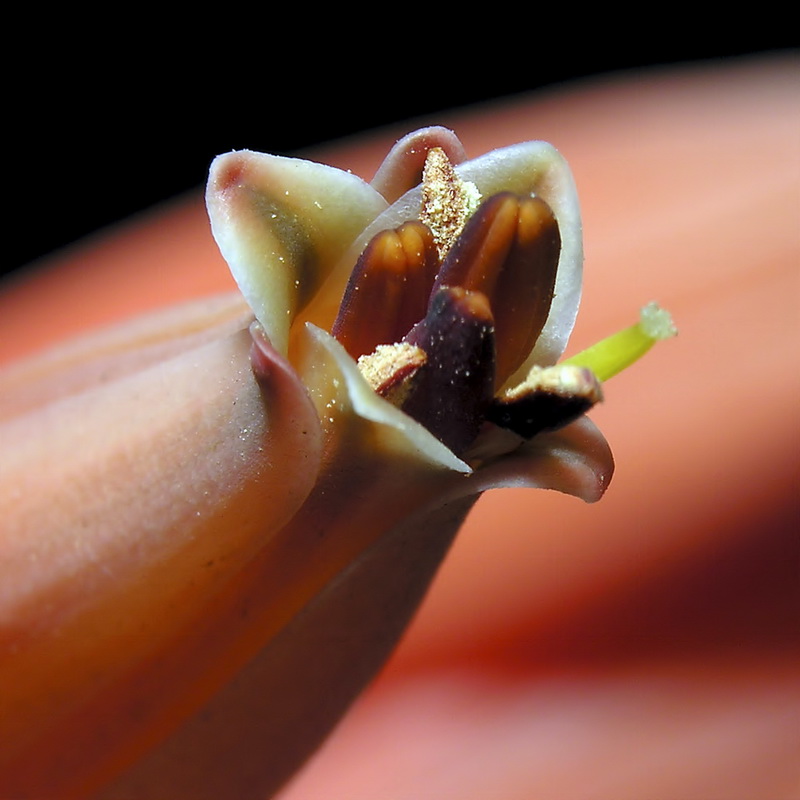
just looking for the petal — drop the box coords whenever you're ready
[467,417,614,502]
[206,150,388,355]
[370,126,468,203]
[0,323,322,796]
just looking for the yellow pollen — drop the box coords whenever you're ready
[563,302,677,381]
[420,147,482,259]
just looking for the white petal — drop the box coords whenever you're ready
[207,151,388,354]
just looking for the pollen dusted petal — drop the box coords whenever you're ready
[433,192,561,389]
[402,287,496,455]
[332,222,439,359]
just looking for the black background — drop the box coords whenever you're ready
[5,19,794,283]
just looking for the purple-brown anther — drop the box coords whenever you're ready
[401,287,496,455]
[488,365,603,439]
[432,192,561,389]
[332,221,439,359]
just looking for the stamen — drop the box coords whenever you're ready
[488,365,603,438]
[332,221,439,359]
[357,343,427,406]
[420,147,482,259]
[563,302,677,381]
[432,192,561,390]
[401,287,496,455]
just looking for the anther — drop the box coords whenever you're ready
[332,221,439,359]
[487,364,603,438]
[432,192,561,389]
[401,287,496,455]
[420,147,482,259]
[357,343,427,407]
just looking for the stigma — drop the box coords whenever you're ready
[563,302,677,381]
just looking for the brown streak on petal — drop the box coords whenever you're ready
[332,222,439,359]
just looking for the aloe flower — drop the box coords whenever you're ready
[0,127,672,798]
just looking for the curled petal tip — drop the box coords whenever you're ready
[248,319,277,381]
[208,150,246,194]
[206,149,387,354]
[371,126,468,203]
[468,417,615,503]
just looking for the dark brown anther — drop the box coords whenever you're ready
[431,192,561,389]
[487,365,603,438]
[332,221,439,359]
[401,287,496,455]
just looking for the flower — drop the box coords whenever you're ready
[0,125,673,798]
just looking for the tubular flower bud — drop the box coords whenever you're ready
[0,126,673,799]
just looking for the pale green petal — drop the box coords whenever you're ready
[206,151,388,354]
